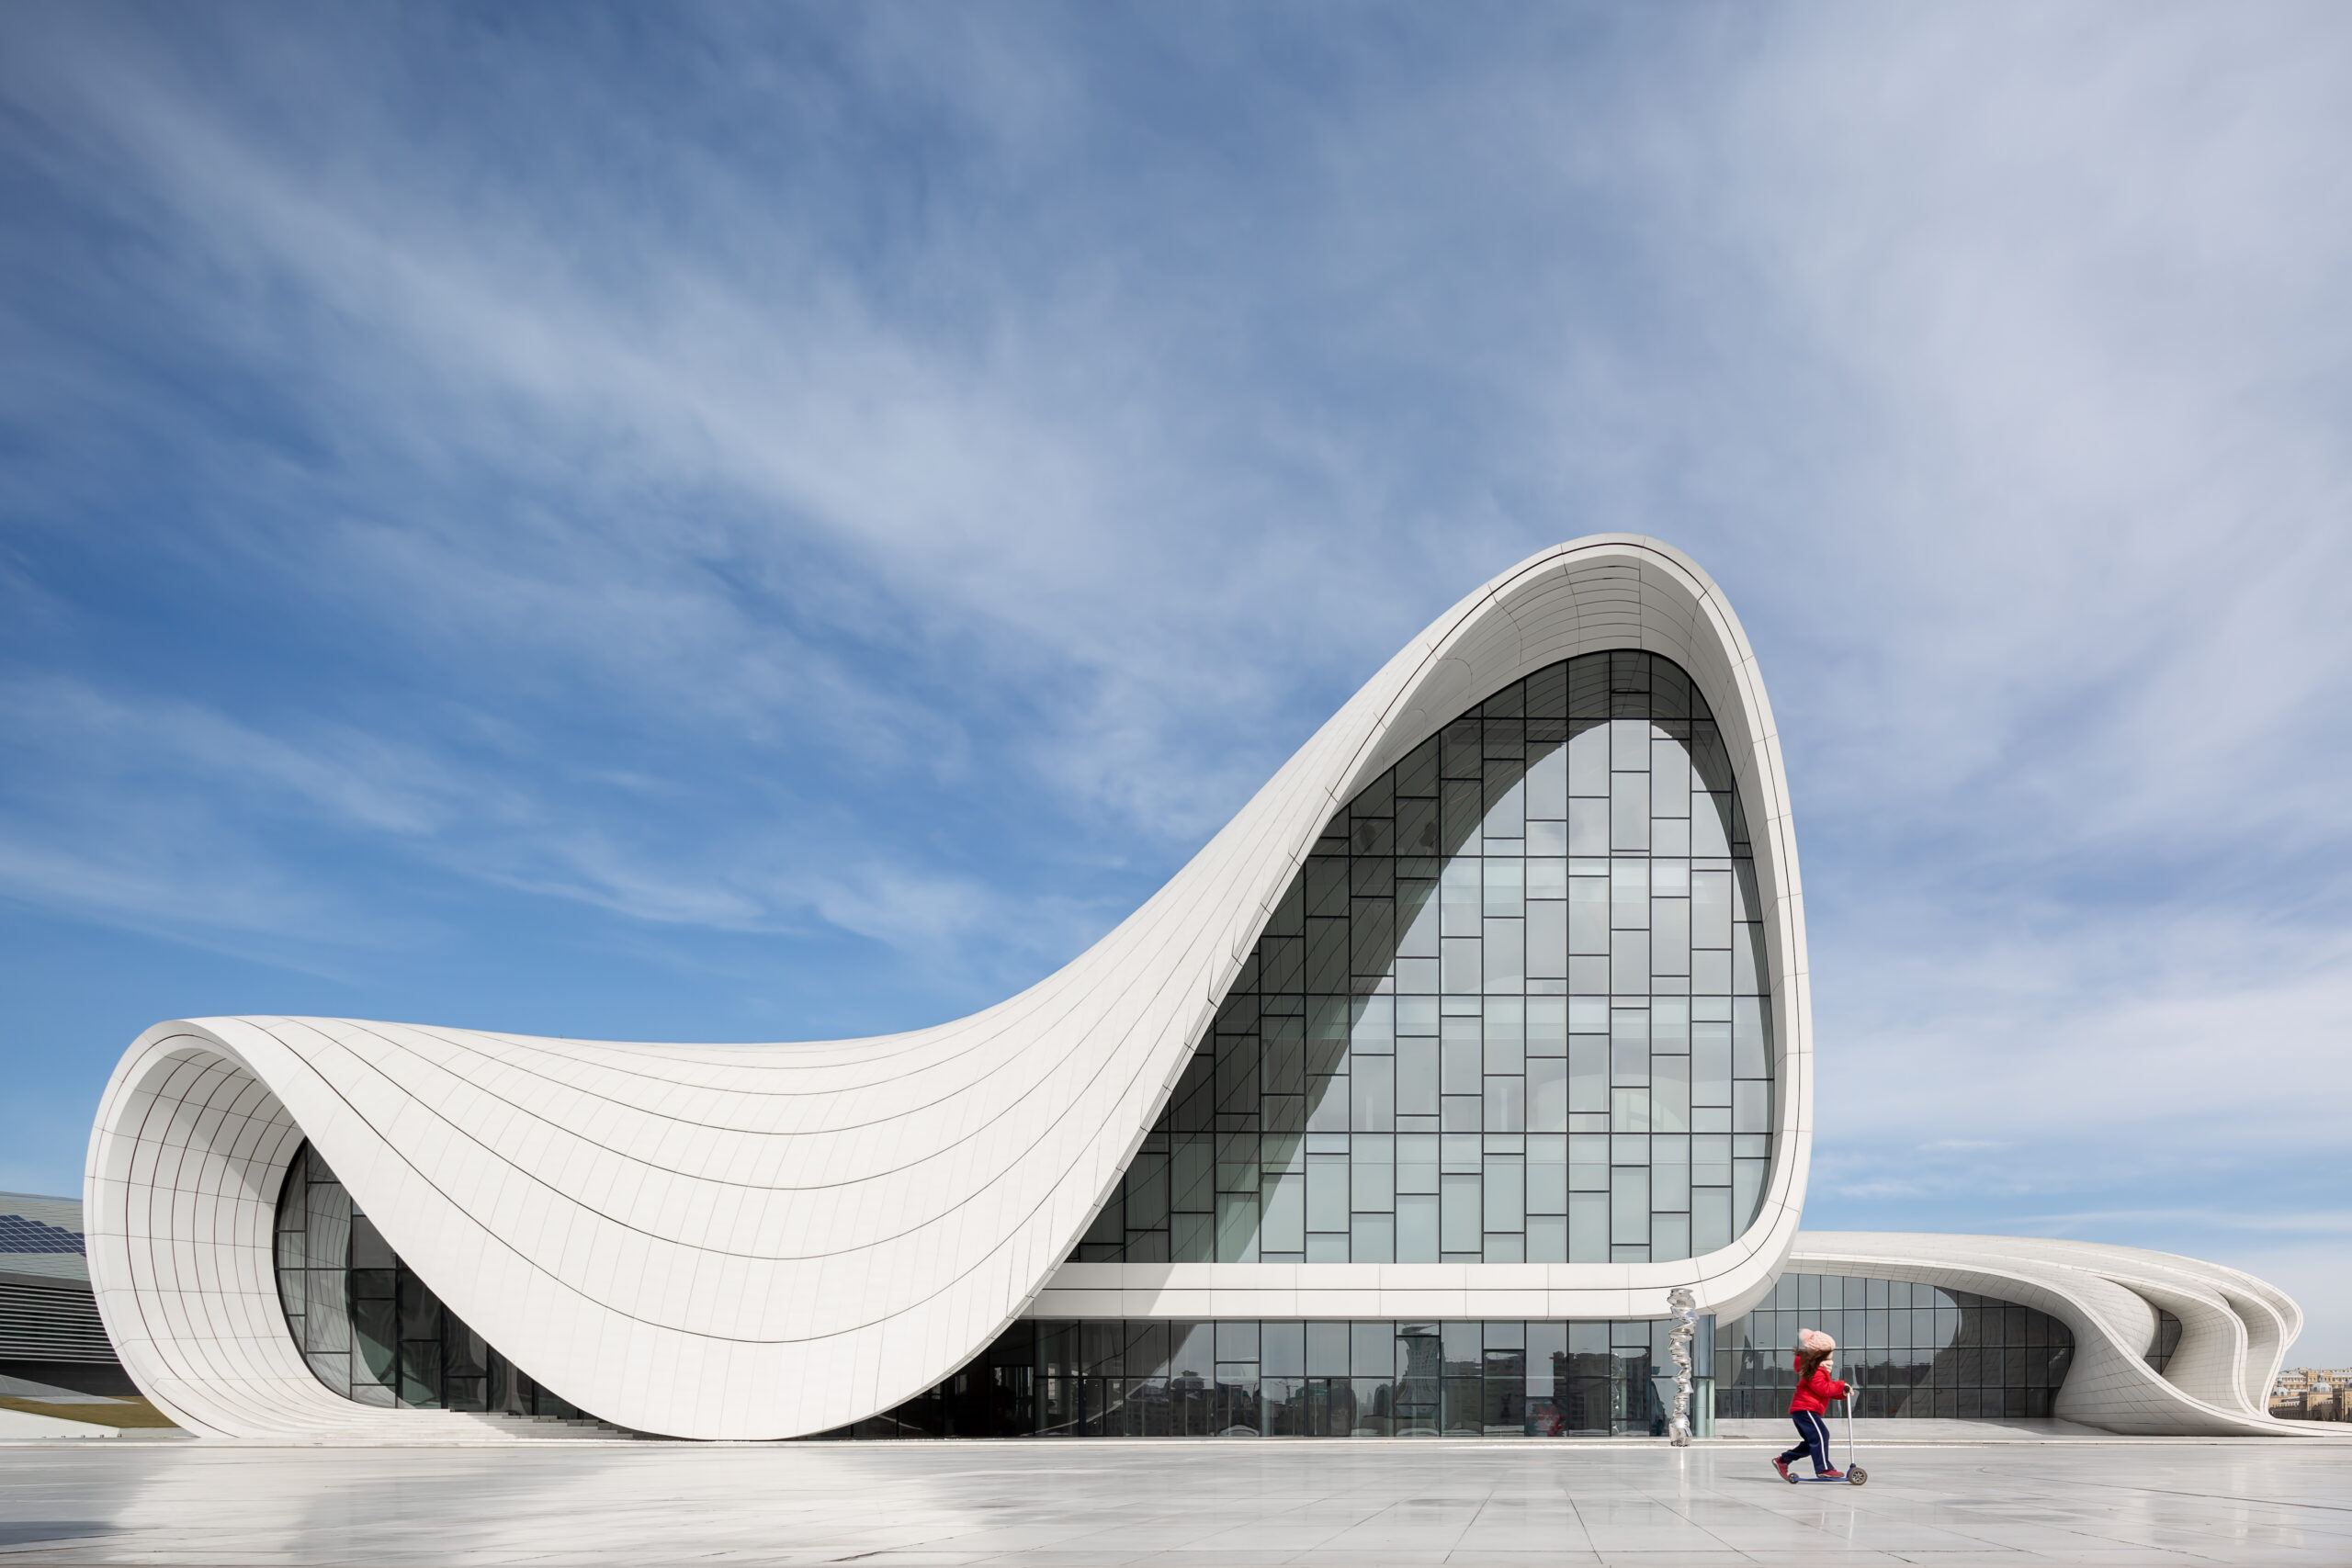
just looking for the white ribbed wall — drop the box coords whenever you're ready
[85,536,1813,1440]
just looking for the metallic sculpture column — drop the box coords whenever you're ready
[1667,1287,1698,1447]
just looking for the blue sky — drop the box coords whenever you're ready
[4,3,2349,1361]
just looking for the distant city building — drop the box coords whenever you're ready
[77,538,2335,1444]
[2271,1368,2352,1422]
[0,1191,130,1397]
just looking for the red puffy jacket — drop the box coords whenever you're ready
[1789,1358,1849,1415]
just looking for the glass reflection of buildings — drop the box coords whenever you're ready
[839,1317,1707,1439]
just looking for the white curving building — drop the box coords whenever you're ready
[83,536,2327,1442]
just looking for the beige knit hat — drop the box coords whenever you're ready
[1796,1328,1837,1353]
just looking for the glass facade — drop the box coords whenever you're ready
[273,1143,595,1420]
[277,1139,2081,1434]
[269,654,1821,1438]
[2146,1308,2182,1373]
[1073,649,1775,1267]
[821,1316,1713,1439]
[1714,1272,2075,1421]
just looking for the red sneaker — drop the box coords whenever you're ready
[1813,1469,1846,1482]
[1773,1456,1793,1483]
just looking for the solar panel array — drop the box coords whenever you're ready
[0,1213,86,1255]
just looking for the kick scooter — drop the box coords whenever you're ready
[1838,1382,1869,1485]
[1784,1371,1869,1486]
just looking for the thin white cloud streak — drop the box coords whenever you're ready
[1816,901,2352,1157]
[2,17,1331,845]
[0,674,1089,988]
[0,676,492,836]
[8,9,2346,859]
[1686,4,2352,849]
[1674,6,2352,1222]
[0,676,458,949]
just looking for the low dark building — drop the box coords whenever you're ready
[1,1191,134,1398]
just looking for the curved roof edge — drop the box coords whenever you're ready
[85,536,1809,1439]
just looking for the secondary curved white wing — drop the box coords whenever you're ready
[1790,1232,2328,1438]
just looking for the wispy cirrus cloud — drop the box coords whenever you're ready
[0,672,1082,986]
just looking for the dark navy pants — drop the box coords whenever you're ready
[1779,1410,1832,1473]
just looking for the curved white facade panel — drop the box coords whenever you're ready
[85,536,1811,1440]
[1789,1233,2331,1438]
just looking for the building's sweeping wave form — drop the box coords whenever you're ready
[1782,1235,2308,1438]
[85,537,1813,1440]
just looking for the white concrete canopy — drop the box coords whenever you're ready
[85,537,1815,1440]
[1788,1232,2329,1438]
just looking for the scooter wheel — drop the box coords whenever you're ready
[1847,1467,1868,1486]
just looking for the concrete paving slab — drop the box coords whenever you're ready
[0,1408,116,1439]
[0,1438,2349,1565]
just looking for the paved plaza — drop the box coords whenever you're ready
[5,1437,2352,1566]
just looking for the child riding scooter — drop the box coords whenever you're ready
[1772,1328,1849,1483]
